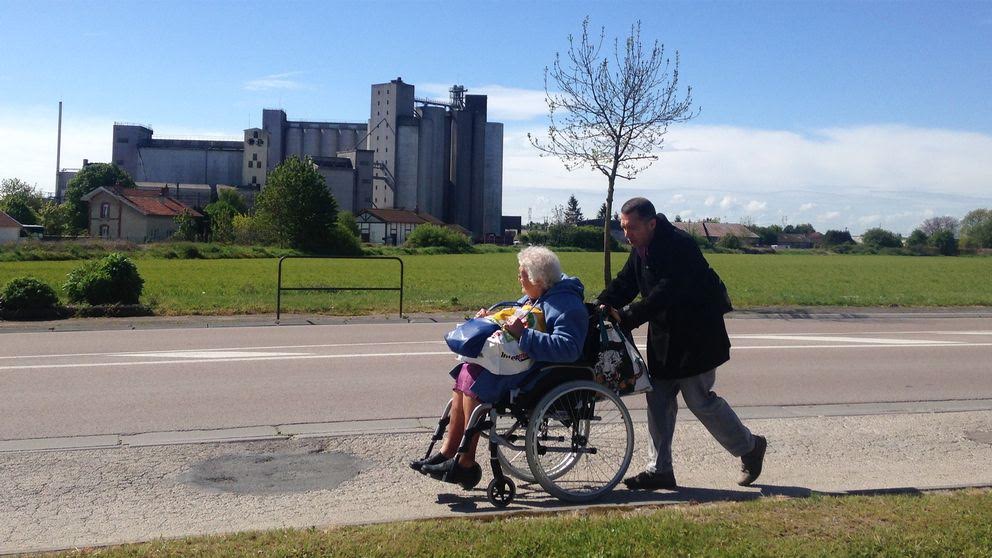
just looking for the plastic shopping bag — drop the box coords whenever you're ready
[444,318,501,358]
[593,317,652,396]
[458,305,546,375]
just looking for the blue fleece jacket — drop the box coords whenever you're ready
[516,274,588,364]
[465,274,588,403]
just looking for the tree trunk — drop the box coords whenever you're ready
[603,176,616,289]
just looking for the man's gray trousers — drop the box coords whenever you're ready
[644,368,756,474]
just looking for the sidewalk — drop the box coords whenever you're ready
[3,402,991,554]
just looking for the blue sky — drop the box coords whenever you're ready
[2,0,990,234]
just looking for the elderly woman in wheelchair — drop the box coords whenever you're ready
[412,246,637,507]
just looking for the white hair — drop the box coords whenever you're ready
[517,246,562,289]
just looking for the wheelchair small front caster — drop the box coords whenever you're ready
[487,477,516,508]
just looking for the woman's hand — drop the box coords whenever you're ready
[474,308,489,318]
[505,314,527,338]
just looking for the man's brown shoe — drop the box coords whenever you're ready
[738,435,767,486]
[624,470,677,490]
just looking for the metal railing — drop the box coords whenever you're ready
[275,256,404,321]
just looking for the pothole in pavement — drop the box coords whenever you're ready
[964,431,992,445]
[182,451,365,495]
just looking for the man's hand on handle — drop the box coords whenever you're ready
[599,304,622,323]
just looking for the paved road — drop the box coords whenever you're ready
[1,315,990,441]
[2,314,992,554]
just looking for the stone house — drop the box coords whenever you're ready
[0,211,22,242]
[356,208,455,245]
[81,187,202,242]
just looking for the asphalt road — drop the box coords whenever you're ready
[2,314,990,441]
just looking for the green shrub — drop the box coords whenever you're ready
[405,224,473,253]
[64,252,144,305]
[862,227,903,249]
[718,234,743,250]
[519,230,549,245]
[0,277,59,312]
[518,226,618,251]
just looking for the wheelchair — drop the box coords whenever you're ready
[420,303,636,508]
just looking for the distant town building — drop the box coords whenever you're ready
[99,78,504,240]
[356,208,445,245]
[80,187,202,242]
[673,221,759,245]
[0,211,23,242]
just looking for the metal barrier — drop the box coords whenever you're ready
[276,256,404,321]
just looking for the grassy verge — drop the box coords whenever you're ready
[52,489,992,557]
[1,253,990,316]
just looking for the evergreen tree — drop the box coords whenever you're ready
[564,195,583,225]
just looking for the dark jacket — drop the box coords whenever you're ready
[596,214,732,380]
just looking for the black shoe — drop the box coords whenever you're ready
[410,452,447,472]
[624,470,677,490]
[738,435,767,486]
[422,458,483,490]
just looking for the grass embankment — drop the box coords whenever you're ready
[51,489,992,557]
[1,253,990,315]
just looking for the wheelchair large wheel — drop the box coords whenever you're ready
[494,414,536,483]
[525,380,633,503]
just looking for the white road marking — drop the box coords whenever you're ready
[124,351,309,359]
[732,335,961,345]
[0,351,454,371]
[0,342,991,372]
[0,340,445,360]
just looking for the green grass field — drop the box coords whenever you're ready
[1,252,990,315]
[50,489,992,557]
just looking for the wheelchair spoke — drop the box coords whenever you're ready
[526,381,634,502]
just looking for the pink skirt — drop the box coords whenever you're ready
[452,362,484,400]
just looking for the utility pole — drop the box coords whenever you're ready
[56,101,63,201]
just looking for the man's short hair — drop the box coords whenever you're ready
[620,197,656,221]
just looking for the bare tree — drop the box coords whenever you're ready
[530,18,696,287]
[920,216,959,237]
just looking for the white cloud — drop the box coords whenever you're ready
[243,72,307,92]
[745,200,767,212]
[420,83,549,121]
[500,121,992,234]
[670,193,685,204]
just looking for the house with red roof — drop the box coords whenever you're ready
[80,187,202,242]
[0,210,23,243]
[673,221,760,245]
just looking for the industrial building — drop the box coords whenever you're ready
[92,78,503,241]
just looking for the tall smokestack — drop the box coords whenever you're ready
[56,101,63,201]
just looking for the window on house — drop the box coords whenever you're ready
[253,131,259,139]
[252,176,257,184]
[252,153,258,161]
[100,203,110,218]
[99,225,109,238]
